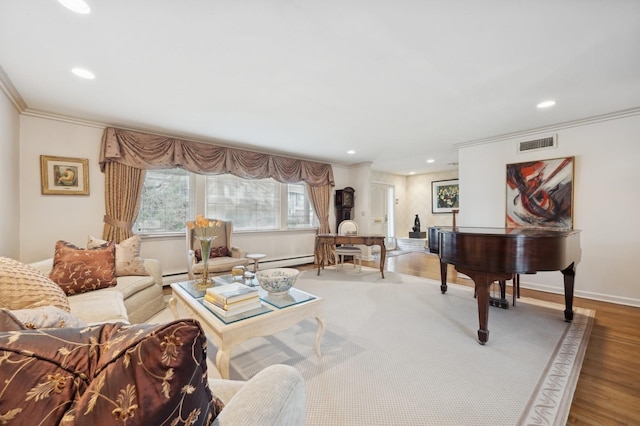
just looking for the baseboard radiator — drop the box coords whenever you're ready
[161,254,315,286]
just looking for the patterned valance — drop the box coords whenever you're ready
[99,127,335,187]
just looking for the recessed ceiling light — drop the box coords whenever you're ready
[426,159,435,163]
[71,67,95,79]
[408,171,415,175]
[537,100,556,109]
[347,150,355,155]
[58,0,91,14]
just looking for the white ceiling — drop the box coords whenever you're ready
[1,1,639,174]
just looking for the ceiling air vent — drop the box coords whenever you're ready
[517,135,557,154]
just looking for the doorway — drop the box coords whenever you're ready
[370,183,396,250]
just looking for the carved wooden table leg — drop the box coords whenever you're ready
[379,242,386,279]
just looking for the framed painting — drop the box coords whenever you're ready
[431,179,459,213]
[40,155,90,195]
[506,156,574,228]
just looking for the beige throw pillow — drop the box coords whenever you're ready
[2,306,86,330]
[88,235,147,276]
[0,256,70,312]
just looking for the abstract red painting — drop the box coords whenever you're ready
[506,157,574,228]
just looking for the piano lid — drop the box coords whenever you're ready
[436,226,579,237]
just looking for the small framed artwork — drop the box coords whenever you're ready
[431,179,459,213]
[40,155,90,195]
[506,156,574,228]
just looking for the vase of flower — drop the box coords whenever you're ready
[197,236,214,288]
[187,215,223,289]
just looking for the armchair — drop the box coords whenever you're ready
[187,219,251,280]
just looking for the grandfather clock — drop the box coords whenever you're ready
[335,187,355,233]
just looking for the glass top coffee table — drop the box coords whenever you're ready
[169,277,325,379]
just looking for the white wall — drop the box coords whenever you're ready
[459,112,640,306]
[0,89,20,258]
[406,170,459,233]
[19,115,106,262]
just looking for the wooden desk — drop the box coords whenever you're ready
[315,234,386,278]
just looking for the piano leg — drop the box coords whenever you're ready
[561,263,576,321]
[439,260,448,293]
[475,278,491,345]
[458,268,514,345]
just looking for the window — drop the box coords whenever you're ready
[134,169,191,234]
[287,183,317,229]
[205,175,281,231]
[135,171,317,235]
[205,175,318,231]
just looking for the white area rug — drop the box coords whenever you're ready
[155,267,594,425]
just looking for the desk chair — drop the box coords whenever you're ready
[335,220,362,272]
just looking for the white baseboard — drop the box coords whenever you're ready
[258,255,315,269]
[522,282,640,308]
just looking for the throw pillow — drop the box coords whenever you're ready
[49,241,117,295]
[7,306,87,330]
[194,246,229,262]
[0,308,25,331]
[0,256,70,312]
[87,235,148,276]
[0,320,224,425]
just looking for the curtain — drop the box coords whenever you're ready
[100,127,335,186]
[307,183,335,265]
[102,161,146,243]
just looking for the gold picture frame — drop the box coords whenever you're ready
[40,155,90,195]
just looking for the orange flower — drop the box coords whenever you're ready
[187,215,222,238]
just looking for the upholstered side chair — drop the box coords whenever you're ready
[335,220,362,272]
[186,219,251,280]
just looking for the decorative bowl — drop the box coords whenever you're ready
[256,268,299,295]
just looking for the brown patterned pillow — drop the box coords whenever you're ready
[0,320,223,425]
[49,241,117,295]
[195,246,229,262]
[87,235,148,276]
[0,256,70,312]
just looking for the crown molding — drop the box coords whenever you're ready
[455,107,640,149]
[0,65,27,112]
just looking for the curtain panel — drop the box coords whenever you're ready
[100,127,335,187]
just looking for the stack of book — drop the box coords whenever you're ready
[203,282,261,317]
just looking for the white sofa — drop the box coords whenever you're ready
[29,257,165,324]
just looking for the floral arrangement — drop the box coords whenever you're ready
[186,214,222,237]
[187,215,223,288]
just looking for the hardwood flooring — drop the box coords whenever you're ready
[297,252,640,425]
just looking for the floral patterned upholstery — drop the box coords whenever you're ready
[0,317,223,425]
[49,240,118,295]
[87,235,148,276]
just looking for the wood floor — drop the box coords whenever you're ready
[299,252,640,425]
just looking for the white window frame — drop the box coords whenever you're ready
[134,169,318,236]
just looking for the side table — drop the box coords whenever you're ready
[246,253,266,272]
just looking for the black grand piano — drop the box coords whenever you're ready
[428,226,581,344]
